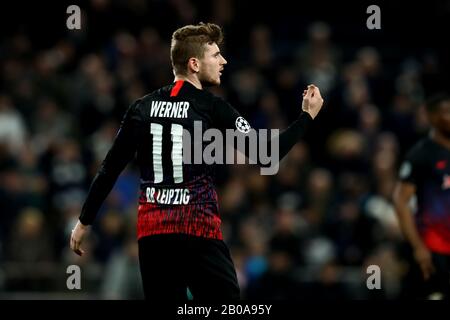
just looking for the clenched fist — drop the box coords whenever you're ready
[302,84,324,119]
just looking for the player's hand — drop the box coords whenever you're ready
[413,244,435,280]
[70,220,89,256]
[302,84,324,119]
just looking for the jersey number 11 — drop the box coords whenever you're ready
[150,123,183,184]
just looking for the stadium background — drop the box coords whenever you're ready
[0,0,449,299]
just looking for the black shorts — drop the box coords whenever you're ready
[426,252,450,299]
[138,233,240,301]
[402,249,450,300]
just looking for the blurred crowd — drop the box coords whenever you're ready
[0,0,448,299]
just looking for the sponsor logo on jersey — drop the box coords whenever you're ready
[145,187,190,205]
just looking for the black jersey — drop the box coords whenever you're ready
[399,137,450,254]
[79,80,313,239]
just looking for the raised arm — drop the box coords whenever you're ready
[278,84,323,158]
[212,84,324,166]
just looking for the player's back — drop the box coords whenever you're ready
[133,80,224,240]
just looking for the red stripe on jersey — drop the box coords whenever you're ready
[137,202,223,240]
[170,80,184,97]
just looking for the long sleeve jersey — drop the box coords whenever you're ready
[79,80,313,240]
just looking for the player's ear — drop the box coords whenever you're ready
[188,58,200,73]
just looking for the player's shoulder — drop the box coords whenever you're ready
[202,88,219,100]
[137,84,217,103]
[123,89,167,121]
[190,88,223,108]
[206,90,227,104]
[129,86,173,113]
[187,88,228,115]
[204,91,235,113]
[399,138,435,181]
[139,86,172,103]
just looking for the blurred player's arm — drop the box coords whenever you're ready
[393,182,435,280]
[70,101,142,256]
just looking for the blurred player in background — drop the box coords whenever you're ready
[394,93,450,300]
[70,22,324,301]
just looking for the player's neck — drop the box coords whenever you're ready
[174,74,203,90]
[430,130,450,150]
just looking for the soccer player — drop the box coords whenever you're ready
[394,93,450,300]
[70,22,324,300]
